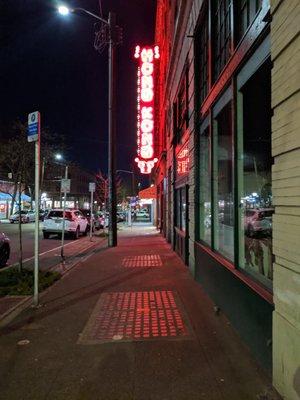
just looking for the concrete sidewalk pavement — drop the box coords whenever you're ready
[0,225,281,400]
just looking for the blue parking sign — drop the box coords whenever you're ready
[28,111,40,142]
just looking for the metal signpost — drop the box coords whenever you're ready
[60,174,70,260]
[89,182,96,241]
[28,111,41,306]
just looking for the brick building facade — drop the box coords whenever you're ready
[271,1,300,398]
[153,1,299,398]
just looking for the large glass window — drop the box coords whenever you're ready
[212,0,232,81]
[175,186,187,232]
[213,102,234,261]
[175,67,189,142]
[237,60,273,287]
[199,126,211,244]
[237,0,262,40]
[175,189,181,229]
[195,11,209,104]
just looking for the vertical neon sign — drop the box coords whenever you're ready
[134,45,160,174]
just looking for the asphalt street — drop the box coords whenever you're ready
[0,221,74,266]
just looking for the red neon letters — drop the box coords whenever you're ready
[134,45,159,174]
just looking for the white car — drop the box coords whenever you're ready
[94,213,109,230]
[43,209,88,239]
[9,210,35,223]
[244,208,274,237]
[136,209,150,219]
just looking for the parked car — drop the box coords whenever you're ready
[39,209,49,221]
[9,210,35,223]
[0,232,10,268]
[117,211,126,222]
[136,209,150,219]
[78,209,92,225]
[245,208,274,237]
[94,213,109,230]
[42,209,88,239]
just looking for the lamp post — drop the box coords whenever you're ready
[116,169,135,197]
[58,5,120,247]
[116,169,136,227]
[54,153,69,260]
[55,153,68,208]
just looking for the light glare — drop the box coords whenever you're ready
[58,5,70,16]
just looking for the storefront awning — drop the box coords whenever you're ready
[138,186,157,199]
[0,193,31,201]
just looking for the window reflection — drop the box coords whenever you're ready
[199,127,211,244]
[214,103,234,261]
[238,60,273,287]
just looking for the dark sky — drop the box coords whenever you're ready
[0,0,156,179]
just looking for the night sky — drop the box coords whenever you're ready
[0,0,156,179]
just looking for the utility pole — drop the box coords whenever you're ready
[58,6,122,247]
[108,12,117,247]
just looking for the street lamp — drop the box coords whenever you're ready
[54,153,69,260]
[116,169,135,196]
[58,6,70,16]
[55,153,63,161]
[58,4,120,247]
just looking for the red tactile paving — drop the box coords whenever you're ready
[78,291,192,344]
[122,255,162,268]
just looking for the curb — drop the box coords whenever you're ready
[0,237,106,329]
[0,296,32,329]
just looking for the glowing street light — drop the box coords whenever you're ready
[55,153,63,161]
[58,5,70,16]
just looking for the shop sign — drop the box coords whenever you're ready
[176,143,190,176]
[134,45,160,174]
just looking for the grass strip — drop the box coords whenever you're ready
[0,268,61,296]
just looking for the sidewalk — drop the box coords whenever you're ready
[0,225,280,400]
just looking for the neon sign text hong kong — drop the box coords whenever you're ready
[134,45,160,174]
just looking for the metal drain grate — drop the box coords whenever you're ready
[122,255,162,268]
[78,290,192,344]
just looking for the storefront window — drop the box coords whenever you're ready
[175,186,187,232]
[213,102,234,261]
[237,60,273,287]
[175,189,181,229]
[181,188,186,232]
[199,126,211,244]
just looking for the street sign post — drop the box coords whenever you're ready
[61,178,71,193]
[89,182,96,240]
[28,111,41,306]
[27,111,40,143]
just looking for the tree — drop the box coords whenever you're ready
[0,122,33,215]
[95,171,123,210]
[0,121,67,271]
